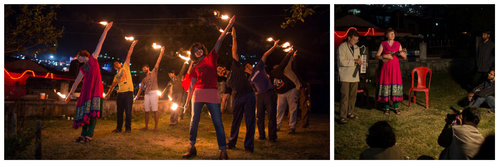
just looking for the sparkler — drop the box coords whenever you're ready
[125,36,134,41]
[57,92,66,99]
[221,15,229,20]
[267,37,274,42]
[284,47,293,52]
[156,90,162,96]
[213,10,219,16]
[168,95,173,101]
[178,54,191,64]
[99,21,108,26]
[152,43,162,49]
[281,42,291,48]
[171,103,179,111]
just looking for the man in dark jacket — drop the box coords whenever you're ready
[468,69,494,113]
[473,31,494,87]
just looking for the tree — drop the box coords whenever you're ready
[5,5,64,55]
[281,5,316,29]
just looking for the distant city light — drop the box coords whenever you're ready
[50,55,54,59]
[435,23,439,26]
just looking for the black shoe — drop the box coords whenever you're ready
[288,129,296,134]
[112,129,122,133]
[182,145,197,158]
[219,150,228,160]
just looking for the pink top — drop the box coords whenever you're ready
[183,48,220,103]
[77,57,104,106]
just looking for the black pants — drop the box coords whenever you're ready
[227,92,256,151]
[256,90,277,141]
[116,91,133,131]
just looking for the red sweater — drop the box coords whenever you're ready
[183,49,219,91]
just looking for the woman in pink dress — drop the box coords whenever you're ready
[65,22,113,143]
[376,28,407,115]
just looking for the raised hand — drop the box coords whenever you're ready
[273,40,280,47]
[293,50,298,57]
[105,21,114,32]
[231,27,236,38]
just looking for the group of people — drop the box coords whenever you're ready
[64,16,311,160]
[337,28,494,159]
[360,106,493,160]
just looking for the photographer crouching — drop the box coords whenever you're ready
[438,106,485,160]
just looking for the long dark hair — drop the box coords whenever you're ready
[190,42,208,62]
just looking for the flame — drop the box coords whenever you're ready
[178,54,191,64]
[213,11,218,16]
[156,90,162,96]
[281,42,291,48]
[103,93,106,97]
[219,28,225,33]
[168,95,173,101]
[57,92,66,99]
[99,21,108,26]
[284,47,293,52]
[221,15,229,20]
[125,36,134,41]
[171,103,179,111]
[267,37,274,42]
[152,43,162,49]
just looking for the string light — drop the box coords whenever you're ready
[5,69,36,80]
[5,69,72,81]
[334,27,376,38]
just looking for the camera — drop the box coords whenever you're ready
[446,106,462,124]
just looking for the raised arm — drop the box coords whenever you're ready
[214,16,236,53]
[65,71,85,103]
[231,27,238,61]
[154,46,165,69]
[262,40,280,63]
[276,50,293,71]
[92,22,113,59]
[124,40,138,67]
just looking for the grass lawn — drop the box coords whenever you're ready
[334,72,495,160]
[8,110,329,160]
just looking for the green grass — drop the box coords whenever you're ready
[334,72,495,160]
[9,110,329,160]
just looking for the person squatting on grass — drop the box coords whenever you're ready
[105,39,138,134]
[438,106,484,160]
[181,15,235,160]
[360,121,404,160]
[336,30,361,124]
[226,27,256,153]
[134,46,165,131]
[376,28,407,115]
[467,69,495,113]
[65,22,113,143]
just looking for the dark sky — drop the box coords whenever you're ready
[54,5,330,81]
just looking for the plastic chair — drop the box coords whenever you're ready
[408,67,432,109]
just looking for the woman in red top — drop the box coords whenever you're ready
[182,16,235,160]
[65,22,113,143]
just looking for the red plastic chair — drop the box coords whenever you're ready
[408,67,432,109]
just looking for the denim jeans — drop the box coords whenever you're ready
[470,96,495,111]
[189,102,227,150]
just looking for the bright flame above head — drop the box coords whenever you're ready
[152,43,162,49]
[213,11,218,16]
[125,36,134,41]
[284,47,293,52]
[171,103,179,111]
[267,37,274,42]
[57,92,66,99]
[221,15,229,20]
[178,54,191,64]
[282,42,291,48]
[168,95,173,101]
[156,90,162,96]
[219,28,225,33]
[99,21,108,26]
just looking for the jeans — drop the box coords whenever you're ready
[81,119,97,137]
[277,88,298,130]
[256,90,277,140]
[189,102,227,150]
[228,92,256,151]
[470,96,495,111]
[116,91,133,131]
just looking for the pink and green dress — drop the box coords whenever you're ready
[73,57,104,128]
[377,41,403,102]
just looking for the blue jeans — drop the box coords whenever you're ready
[189,102,227,150]
[470,96,495,111]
